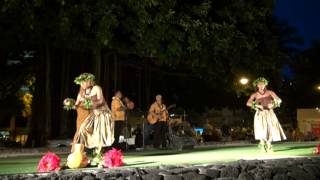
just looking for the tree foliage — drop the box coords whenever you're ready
[290,41,320,107]
[0,0,294,145]
[1,0,286,73]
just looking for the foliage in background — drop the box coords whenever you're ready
[18,75,36,118]
[0,0,289,85]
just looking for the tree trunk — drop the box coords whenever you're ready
[44,43,52,141]
[102,52,111,100]
[0,48,7,67]
[113,53,118,91]
[93,48,102,84]
[145,64,151,109]
[137,70,142,109]
[60,49,72,137]
[27,43,52,147]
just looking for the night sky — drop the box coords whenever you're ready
[275,0,320,49]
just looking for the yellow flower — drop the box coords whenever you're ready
[20,93,33,118]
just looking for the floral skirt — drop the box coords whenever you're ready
[254,109,286,142]
[76,106,114,149]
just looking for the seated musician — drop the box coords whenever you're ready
[148,94,168,149]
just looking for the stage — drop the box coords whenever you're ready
[0,141,319,174]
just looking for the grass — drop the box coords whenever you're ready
[0,141,319,174]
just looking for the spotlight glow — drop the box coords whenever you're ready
[239,78,249,85]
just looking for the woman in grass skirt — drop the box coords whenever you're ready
[73,73,114,155]
[246,77,286,152]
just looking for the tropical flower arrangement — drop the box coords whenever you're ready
[89,148,124,168]
[38,148,124,171]
[103,148,124,168]
[37,152,61,172]
[63,98,76,110]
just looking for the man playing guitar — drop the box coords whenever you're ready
[148,94,168,149]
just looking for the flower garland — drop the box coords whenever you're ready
[74,73,95,85]
[83,98,93,109]
[251,101,257,110]
[252,77,269,87]
[272,99,281,108]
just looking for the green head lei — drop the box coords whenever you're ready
[74,73,95,85]
[253,77,269,87]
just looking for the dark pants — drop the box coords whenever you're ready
[113,121,124,149]
[153,121,168,148]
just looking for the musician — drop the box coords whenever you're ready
[148,94,168,149]
[111,91,126,149]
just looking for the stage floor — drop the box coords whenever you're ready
[0,141,319,174]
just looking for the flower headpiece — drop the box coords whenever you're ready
[74,73,95,85]
[253,77,269,87]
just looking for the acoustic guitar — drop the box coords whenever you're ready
[147,104,176,125]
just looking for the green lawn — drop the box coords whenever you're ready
[0,142,319,174]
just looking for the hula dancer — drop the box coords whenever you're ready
[64,86,90,152]
[246,77,286,152]
[73,73,114,155]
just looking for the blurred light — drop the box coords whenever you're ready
[239,77,249,85]
[194,128,204,135]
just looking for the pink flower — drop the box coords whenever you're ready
[103,148,124,168]
[37,152,61,172]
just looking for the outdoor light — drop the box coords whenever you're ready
[317,85,320,90]
[239,77,249,85]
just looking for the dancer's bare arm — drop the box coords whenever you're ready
[75,93,84,106]
[91,85,105,107]
[269,91,281,102]
[268,90,282,108]
[246,93,256,107]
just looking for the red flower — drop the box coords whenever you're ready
[316,144,320,155]
[37,152,61,172]
[103,148,124,168]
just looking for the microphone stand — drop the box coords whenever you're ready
[125,109,129,151]
[142,114,145,150]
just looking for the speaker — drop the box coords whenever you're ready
[169,135,196,150]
